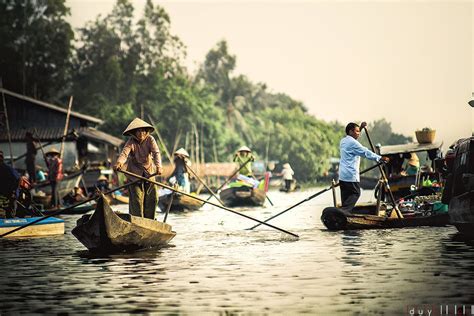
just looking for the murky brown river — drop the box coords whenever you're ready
[1,188,474,314]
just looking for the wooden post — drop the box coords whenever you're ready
[60,96,73,158]
[331,179,337,207]
[0,80,14,167]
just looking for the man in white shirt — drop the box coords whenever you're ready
[339,122,389,211]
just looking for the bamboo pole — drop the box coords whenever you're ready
[0,80,14,167]
[60,96,73,158]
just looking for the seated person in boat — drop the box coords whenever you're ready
[233,146,255,178]
[96,175,110,192]
[0,150,20,218]
[401,153,419,176]
[114,118,163,220]
[281,163,295,192]
[45,147,63,208]
[63,186,87,205]
[169,148,191,193]
[339,122,389,211]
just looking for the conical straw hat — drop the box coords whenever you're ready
[283,163,291,168]
[97,175,108,181]
[237,145,251,152]
[408,153,420,167]
[122,118,154,136]
[45,147,60,156]
[174,148,190,158]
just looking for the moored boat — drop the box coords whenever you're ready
[0,217,64,237]
[158,192,203,212]
[321,204,449,231]
[72,196,176,252]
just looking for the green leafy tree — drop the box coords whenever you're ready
[0,0,74,100]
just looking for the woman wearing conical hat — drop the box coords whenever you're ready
[169,148,191,193]
[233,146,255,177]
[114,118,163,219]
[281,163,294,192]
[45,147,63,208]
[404,153,420,176]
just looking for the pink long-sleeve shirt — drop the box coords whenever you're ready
[117,135,162,180]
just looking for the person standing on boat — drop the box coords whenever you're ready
[45,148,63,208]
[25,132,38,184]
[114,118,162,220]
[281,163,295,192]
[233,146,255,177]
[339,122,389,211]
[170,148,191,193]
[0,151,20,218]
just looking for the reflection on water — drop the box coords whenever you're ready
[1,188,473,314]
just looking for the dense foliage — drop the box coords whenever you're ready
[0,0,412,182]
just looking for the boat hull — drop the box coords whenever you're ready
[72,197,176,252]
[158,193,203,212]
[321,206,450,231]
[449,191,474,237]
[0,217,64,237]
[219,186,265,207]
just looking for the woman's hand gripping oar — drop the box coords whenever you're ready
[0,176,150,238]
[247,162,384,230]
[118,169,299,239]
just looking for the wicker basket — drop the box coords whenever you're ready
[415,130,436,144]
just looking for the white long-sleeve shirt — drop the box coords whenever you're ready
[338,135,381,182]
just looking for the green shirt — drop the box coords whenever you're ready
[233,154,255,177]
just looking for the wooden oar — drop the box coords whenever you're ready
[362,126,403,218]
[118,169,299,238]
[247,162,384,230]
[0,176,145,238]
[185,164,225,206]
[206,157,253,201]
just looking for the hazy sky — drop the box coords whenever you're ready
[66,0,473,149]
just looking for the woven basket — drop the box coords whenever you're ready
[415,130,436,144]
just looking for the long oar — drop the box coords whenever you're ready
[247,162,383,230]
[362,126,403,218]
[118,169,299,238]
[185,164,225,206]
[206,157,253,201]
[0,177,143,238]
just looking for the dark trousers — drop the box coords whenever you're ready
[26,159,36,183]
[339,180,360,211]
[51,181,59,207]
[285,179,292,191]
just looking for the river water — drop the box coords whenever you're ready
[1,188,473,315]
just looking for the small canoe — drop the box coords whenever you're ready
[0,217,64,237]
[158,193,203,212]
[219,186,266,207]
[72,196,176,252]
[321,204,449,231]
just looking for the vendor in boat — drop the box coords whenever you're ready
[169,148,191,193]
[401,153,420,176]
[96,175,110,192]
[114,118,162,220]
[339,122,389,211]
[233,146,255,178]
[45,147,63,208]
[281,163,295,192]
[0,151,20,218]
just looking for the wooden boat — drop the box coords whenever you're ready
[442,137,474,236]
[158,192,203,212]
[0,217,64,237]
[72,196,176,252]
[220,185,266,207]
[32,169,85,208]
[321,204,449,231]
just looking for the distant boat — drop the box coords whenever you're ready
[220,174,269,207]
[0,217,64,237]
[158,192,203,212]
[72,196,176,252]
[321,204,449,231]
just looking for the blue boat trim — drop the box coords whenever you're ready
[0,217,64,228]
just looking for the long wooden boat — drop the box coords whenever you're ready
[321,204,449,231]
[72,196,176,252]
[219,185,266,207]
[449,191,474,236]
[41,202,96,216]
[158,193,203,212]
[0,217,64,237]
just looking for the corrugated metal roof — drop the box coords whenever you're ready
[379,142,443,155]
[0,127,123,147]
[0,88,103,124]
